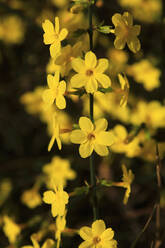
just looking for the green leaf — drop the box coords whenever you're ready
[97,25,112,34]
[99,179,113,187]
[98,87,113,93]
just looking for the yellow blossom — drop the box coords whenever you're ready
[112,12,141,53]
[55,42,83,77]
[21,234,55,248]
[79,219,117,248]
[121,165,134,204]
[42,17,68,58]
[43,184,69,217]
[111,125,141,158]
[21,188,42,209]
[130,101,165,128]
[42,71,66,110]
[3,216,21,244]
[43,156,76,188]
[126,59,161,91]
[114,165,134,204]
[108,48,128,76]
[117,73,129,107]
[118,0,162,23]
[70,117,114,158]
[0,15,25,44]
[48,113,62,151]
[71,51,111,93]
[55,214,66,248]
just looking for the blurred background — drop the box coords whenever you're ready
[0,0,165,247]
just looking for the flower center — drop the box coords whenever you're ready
[86,69,94,76]
[54,33,59,39]
[87,133,95,141]
[93,236,101,245]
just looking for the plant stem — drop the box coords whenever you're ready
[130,204,157,248]
[88,0,98,221]
[155,144,162,248]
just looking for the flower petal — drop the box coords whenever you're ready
[59,28,68,41]
[85,77,98,93]
[47,74,54,88]
[70,130,86,144]
[31,235,40,248]
[95,59,109,73]
[55,17,60,34]
[85,51,97,68]
[96,131,114,146]
[101,240,117,248]
[79,117,94,133]
[71,74,87,88]
[79,142,93,158]
[95,73,111,88]
[56,137,62,150]
[114,37,126,50]
[58,80,66,94]
[95,118,108,132]
[56,95,66,109]
[127,37,141,53]
[72,58,85,73]
[92,220,106,236]
[54,70,60,83]
[123,12,133,26]
[48,133,56,151]
[42,239,55,248]
[101,228,114,241]
[112,13,122,26]
[79,240,93,248]
[94,144,109,156]
[43,191,55,204]
[50,42,61,58]
[42,89,54,105]
[51,202,58,217]
[79,227,93,241]
[43,34,55,45]
[42,20,54,34]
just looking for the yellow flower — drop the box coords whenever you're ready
[3,216,21,244]
[43,156,76,188]
[112,165,134,204]
[21,234,55,248]
[0,15,25,44]
[55,42,83,77]
[48,113,62,151]
[121,164,134,204]
[70,117,114,158]
[71,51,111,93]
[43,184,69,217]
[21,188,42,209]
[126,59,161,91]
[55,214,66,248]
[42,17,68,58]
[130,101,165,128]
[112,12,141,53]
[111,125,141,158]
[79,219,117,248]
[42,71,66,110]
[117,73,129,107]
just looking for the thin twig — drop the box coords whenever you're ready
[130,204,157,248]
[154,143,162,248]
[88,0,98,221]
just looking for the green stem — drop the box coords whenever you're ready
[88,0,98,221]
